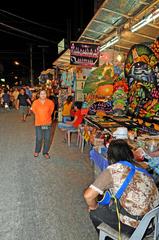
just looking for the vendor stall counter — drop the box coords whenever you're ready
[84,114,159,136]
[84,114,159,185]
[90,142,159,187]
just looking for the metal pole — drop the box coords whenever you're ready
[37,45,48,70]
[30,44,33,86]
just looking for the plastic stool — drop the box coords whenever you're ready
[77,126,85,152]
[67,129,78,147]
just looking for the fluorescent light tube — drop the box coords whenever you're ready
[131,8,159,32]
[100,36,119,51]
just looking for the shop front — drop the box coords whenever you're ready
[74,0,159,181]
[52,0,159,180]
[81,40,159,180]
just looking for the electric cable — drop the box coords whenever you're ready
[0,22,57,44]
[0,28,38,42]
[0,9,65,33]
[112,195,122,240]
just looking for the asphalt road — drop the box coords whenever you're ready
[0,110,98,240]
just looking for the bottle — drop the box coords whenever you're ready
[134,128,138,140]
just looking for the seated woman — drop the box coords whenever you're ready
[58,101,83,133]
[62,95,73,123]
[83,139,159,237]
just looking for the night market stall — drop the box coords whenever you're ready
[81,40,159,180]
[52,0,159,179]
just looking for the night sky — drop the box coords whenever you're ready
[0,0,94,85]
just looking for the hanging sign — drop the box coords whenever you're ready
[70,41,100,67]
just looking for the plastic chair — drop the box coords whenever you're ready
[77,125,85,152]
[67,129,78,147]
[97,206,159,240]
[90,149,108,171]
[77,128,82,146]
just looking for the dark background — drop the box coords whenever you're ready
[0,0,95,85]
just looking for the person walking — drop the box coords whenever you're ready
[17,88,31,121]
[12,88,19,109]
[31,89,54,159]
[25,86,32,116]
[2,89,11,110]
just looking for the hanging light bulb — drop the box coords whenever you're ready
[117,54,122,62]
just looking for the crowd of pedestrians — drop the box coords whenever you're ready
[0,85,58,159]
[0,86,57,118]
[0,86,33,110]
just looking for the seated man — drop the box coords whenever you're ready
[83,139,159,237]
[58,101,83,139]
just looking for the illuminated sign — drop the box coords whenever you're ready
[58,39,65,54]
[70,41,100,67]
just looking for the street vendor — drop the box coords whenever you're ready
[58,101,83,141]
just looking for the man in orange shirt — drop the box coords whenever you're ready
[31,89,54,159]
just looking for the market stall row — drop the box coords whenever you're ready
[76,39,159,183]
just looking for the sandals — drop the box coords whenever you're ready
[43,153,50,159]
[34,152,50,159]
[34,153,39,157]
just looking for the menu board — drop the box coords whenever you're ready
[70,41,100,67]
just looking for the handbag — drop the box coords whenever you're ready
[98,161,150,205]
